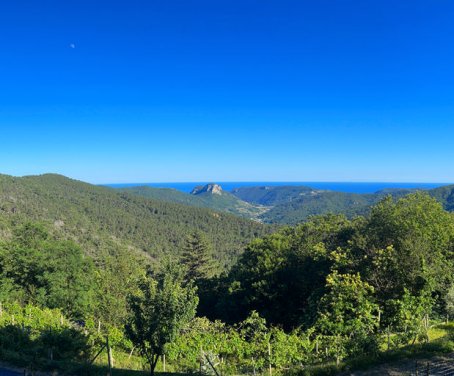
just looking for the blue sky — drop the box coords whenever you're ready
[1,0,454,183]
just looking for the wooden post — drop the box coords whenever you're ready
[106,337,112,376]
[199,347,203,376]
[0,302,3,317]
[387,326,391,350]
[128,346,135,360]
[162,354,166,373]
[204,354,220,376]
[268,342,272,376]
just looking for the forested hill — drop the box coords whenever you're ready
[231,185,316,206]
[118,184,419,225]
[0,174,269,266]
[256,189,413,224]
[232,185,454,224]
[117,184,265,219]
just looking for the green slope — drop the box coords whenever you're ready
[0,174,270,267]
[116,183,454,227]
[231,185,315,206]
[233,186,419,224]
[429,184,454,211]
[118,185,266,219]
[258,191,378,224]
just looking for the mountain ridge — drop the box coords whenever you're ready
[117,182,454,225]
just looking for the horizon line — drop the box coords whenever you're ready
[101,180,453,185]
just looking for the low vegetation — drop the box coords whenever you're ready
[0,176,453,375]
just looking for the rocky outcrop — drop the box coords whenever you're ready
[191,183,223,195]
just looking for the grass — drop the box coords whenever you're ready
[287,322,454,376]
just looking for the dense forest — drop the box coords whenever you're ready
[0,174,269,267]
[0,175,453,375]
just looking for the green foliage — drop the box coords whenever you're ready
[216,214,353,328]
[125,263,198,375]
[316,272,379,363]
[0,173,270,268]
[0,223,95,319]
[447,284,454,317]
[233,184,454,225]
[0,177,453,375]
[119,185,265,220]
[390,288,434,346]
[0,303,90,370]
[181,232,218,282]
[231,185,315,206]
[166,312,317,374]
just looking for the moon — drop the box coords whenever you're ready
[69,43,76,49]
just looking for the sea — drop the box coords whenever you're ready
[106,182,450,194]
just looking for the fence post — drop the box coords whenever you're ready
[128,346,135,360]
[107,336,113,376]
[268,342,272,376]
[387,326,391,350]
[199,347,203,376]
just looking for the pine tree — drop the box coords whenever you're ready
[181,231,217,282]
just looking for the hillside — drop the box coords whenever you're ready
[0,174,270,266]
[255,189,412,224]
[231,185,315,206]
[429,184,454,211]
[115,183,454,226]
[232,185,454,224]
[118,184,267,219]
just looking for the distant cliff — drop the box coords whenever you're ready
[191,183,223,195]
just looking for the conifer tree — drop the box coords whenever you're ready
[181,231,217,282]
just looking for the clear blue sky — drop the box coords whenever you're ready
[1,0,454,183]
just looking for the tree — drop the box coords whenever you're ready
[43,241,95,319]
[447,283,454,319]
[218,215,352,328]
[0,226,96,319]
[316,271,379,364]
[125,264,198,376]
[391,288,434,346]
[364,193,454,301]
[181,232,217,282]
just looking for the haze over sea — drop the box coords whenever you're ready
[106,182,449,194]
